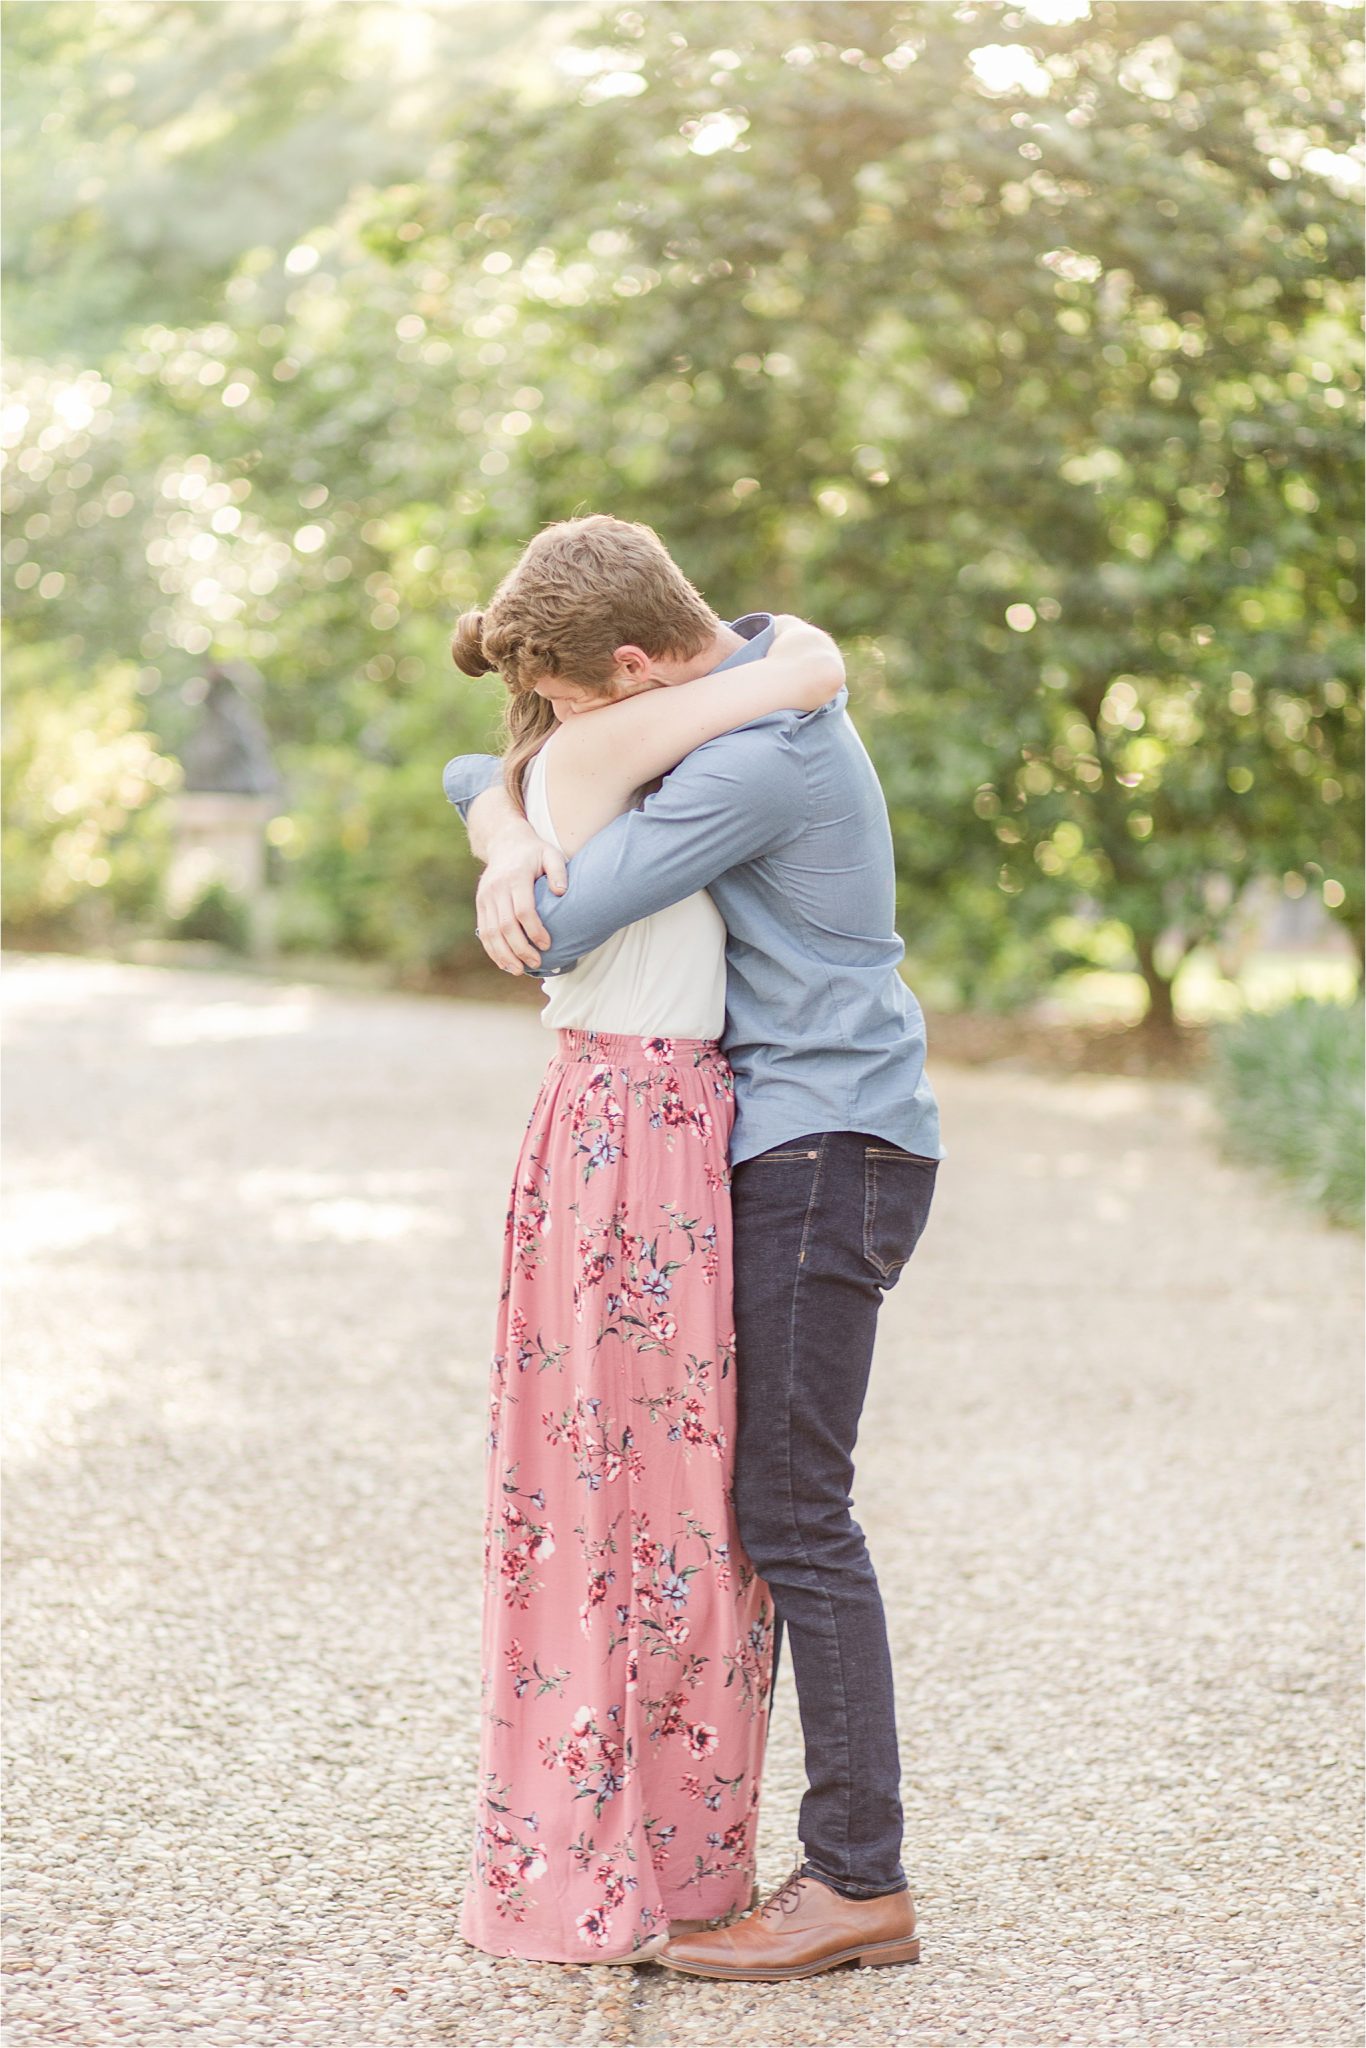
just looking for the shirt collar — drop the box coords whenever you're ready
[712,613,776,670]
[711,612,848,721]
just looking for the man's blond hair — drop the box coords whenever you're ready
[450,515,719,808]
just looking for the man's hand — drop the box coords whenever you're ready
[467,786,567,975]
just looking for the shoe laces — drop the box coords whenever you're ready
[760,1869,806,1921]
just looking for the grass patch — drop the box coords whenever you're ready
[1210,996,1364,1228]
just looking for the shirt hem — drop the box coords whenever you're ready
[730,1120,944,1168]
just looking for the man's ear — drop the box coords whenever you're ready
[611,643,653,680]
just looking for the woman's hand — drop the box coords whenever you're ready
[467,785,567,974]
[767,614,846,709]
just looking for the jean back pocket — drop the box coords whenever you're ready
[862,1147,937,1282]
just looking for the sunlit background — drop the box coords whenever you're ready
[2,2,1362,1153]
[1,21,1364,2039]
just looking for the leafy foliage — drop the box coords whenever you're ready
[1211,995,1364,1225]
[2,1,1361,1010]
[0,639,178,942]
[167,876,250,949]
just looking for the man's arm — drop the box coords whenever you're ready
[528,722,807,976]
[442,752,502,821]
[442,752,568,972]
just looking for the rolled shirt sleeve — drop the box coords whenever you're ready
[442,752,502,818]
[530,722,807,975]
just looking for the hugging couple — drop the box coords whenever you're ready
[442,514,941,1983]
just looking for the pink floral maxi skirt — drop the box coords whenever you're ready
[461,1030,774,1962]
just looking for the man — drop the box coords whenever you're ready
[443,553,942,1982]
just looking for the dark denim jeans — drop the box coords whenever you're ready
[731,1131,938,1899]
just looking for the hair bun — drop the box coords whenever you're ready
[451,608,493,677]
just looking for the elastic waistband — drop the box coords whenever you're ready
[554,1028,724,1064]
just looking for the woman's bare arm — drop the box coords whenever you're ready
[543,614,843,854]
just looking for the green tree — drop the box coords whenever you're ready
[396,0,1359,1021]
[3,1,1360,1013]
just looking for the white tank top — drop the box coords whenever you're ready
[523,744,727,1039]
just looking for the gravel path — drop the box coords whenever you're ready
[3,952,1361,2048]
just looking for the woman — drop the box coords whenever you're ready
[451,567,844,1964]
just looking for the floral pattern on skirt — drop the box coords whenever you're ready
[461,1030,774,1962]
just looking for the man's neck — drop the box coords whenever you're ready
[659,620,749,684]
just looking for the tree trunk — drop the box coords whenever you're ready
[1134,933,1178,1036]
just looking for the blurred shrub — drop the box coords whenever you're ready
[1,639,179,944]
[166,877,250,950]
[267,683,492,974]
[1211,997,1365,1227]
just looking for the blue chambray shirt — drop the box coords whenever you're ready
[442,612,942,1168]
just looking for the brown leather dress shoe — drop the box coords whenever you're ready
[658,1870,920,1981]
